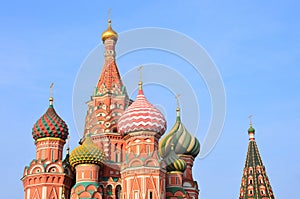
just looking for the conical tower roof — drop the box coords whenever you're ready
[239,124,275,199]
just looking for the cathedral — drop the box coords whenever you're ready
[21,19,275,199]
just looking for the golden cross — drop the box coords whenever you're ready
[175,94,181,107]
[138,66,143,82]
[248,114,253,126]
[50,82,54,98]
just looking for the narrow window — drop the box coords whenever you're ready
[136,145,140,155]
[41,150,45,160]
[146,145,150,154]
[51,149,54,160]
[149,191,153,199]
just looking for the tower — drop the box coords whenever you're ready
[118,81,167,199]
[83,19,129,196]
[84,19,129,137]
[21,96,73,199]
[238,122,275,199]
[159,107,200,199]
[69,134,105,199]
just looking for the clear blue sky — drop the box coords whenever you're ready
[1,1,299,198]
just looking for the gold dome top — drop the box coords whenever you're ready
[101,19,118,42]
[69,134,105,168]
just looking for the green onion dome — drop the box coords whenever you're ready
[69,134,105,168]
[32,97,69,141]
[164,148,187,172]
[248,126,255,133]
[159,108,200,158]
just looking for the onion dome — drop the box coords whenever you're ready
[164,146,187,172]
[248,125,255,133]
[101,19,118,42]
[69,134,105,168]
[118,82,167,136]
[32,97,69,141]
[159,107,200,158]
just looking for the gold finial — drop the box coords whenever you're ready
[101,11,118,42]
[49,82,54,105]
[248,115,253,126]
[138,66,143,90]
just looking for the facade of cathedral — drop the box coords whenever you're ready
[21,20,276,199]
[21,20,200,199]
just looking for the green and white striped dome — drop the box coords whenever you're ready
[159,108,200,158]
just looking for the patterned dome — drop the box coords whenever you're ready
[118,82,167,136]
[69,134,105,168]
[164,148,187,172]
[159,108,200,158]
[101,19,118,42]
[32,97,69,141]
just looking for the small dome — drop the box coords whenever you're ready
[118,82,167,136]
[32,97,68,141]
[69,134,105,168]
[159,108,200,158]
[248,126,255,133]
[101,19,118,42]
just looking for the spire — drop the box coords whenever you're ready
[239,125,275,199]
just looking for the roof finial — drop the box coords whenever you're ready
[175,94,181,118]
[49,82,54,106]
[108,8,112,22]
[66,135,70,155]
[138,66,143,90]
[248,114,253,127]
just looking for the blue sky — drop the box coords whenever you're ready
[1,0,299,198]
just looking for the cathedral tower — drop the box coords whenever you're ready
[21,96,73,199]
[69,134,105,199]
[83,20,129,196]
[159,107,200,199]
[238,122,275,199]
[118,82,167,199]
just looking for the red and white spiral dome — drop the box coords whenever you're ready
[118,82,167,137]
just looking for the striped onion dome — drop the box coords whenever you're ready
[117,82,167,136]
[159,107,200,158]
[164,147,187,172]
[32,97,68,141]
[69,134,105,168]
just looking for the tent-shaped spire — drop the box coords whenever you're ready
[239,123,275,199]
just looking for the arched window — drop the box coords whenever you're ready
[107,185,112,196]
[115,185,121,199]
